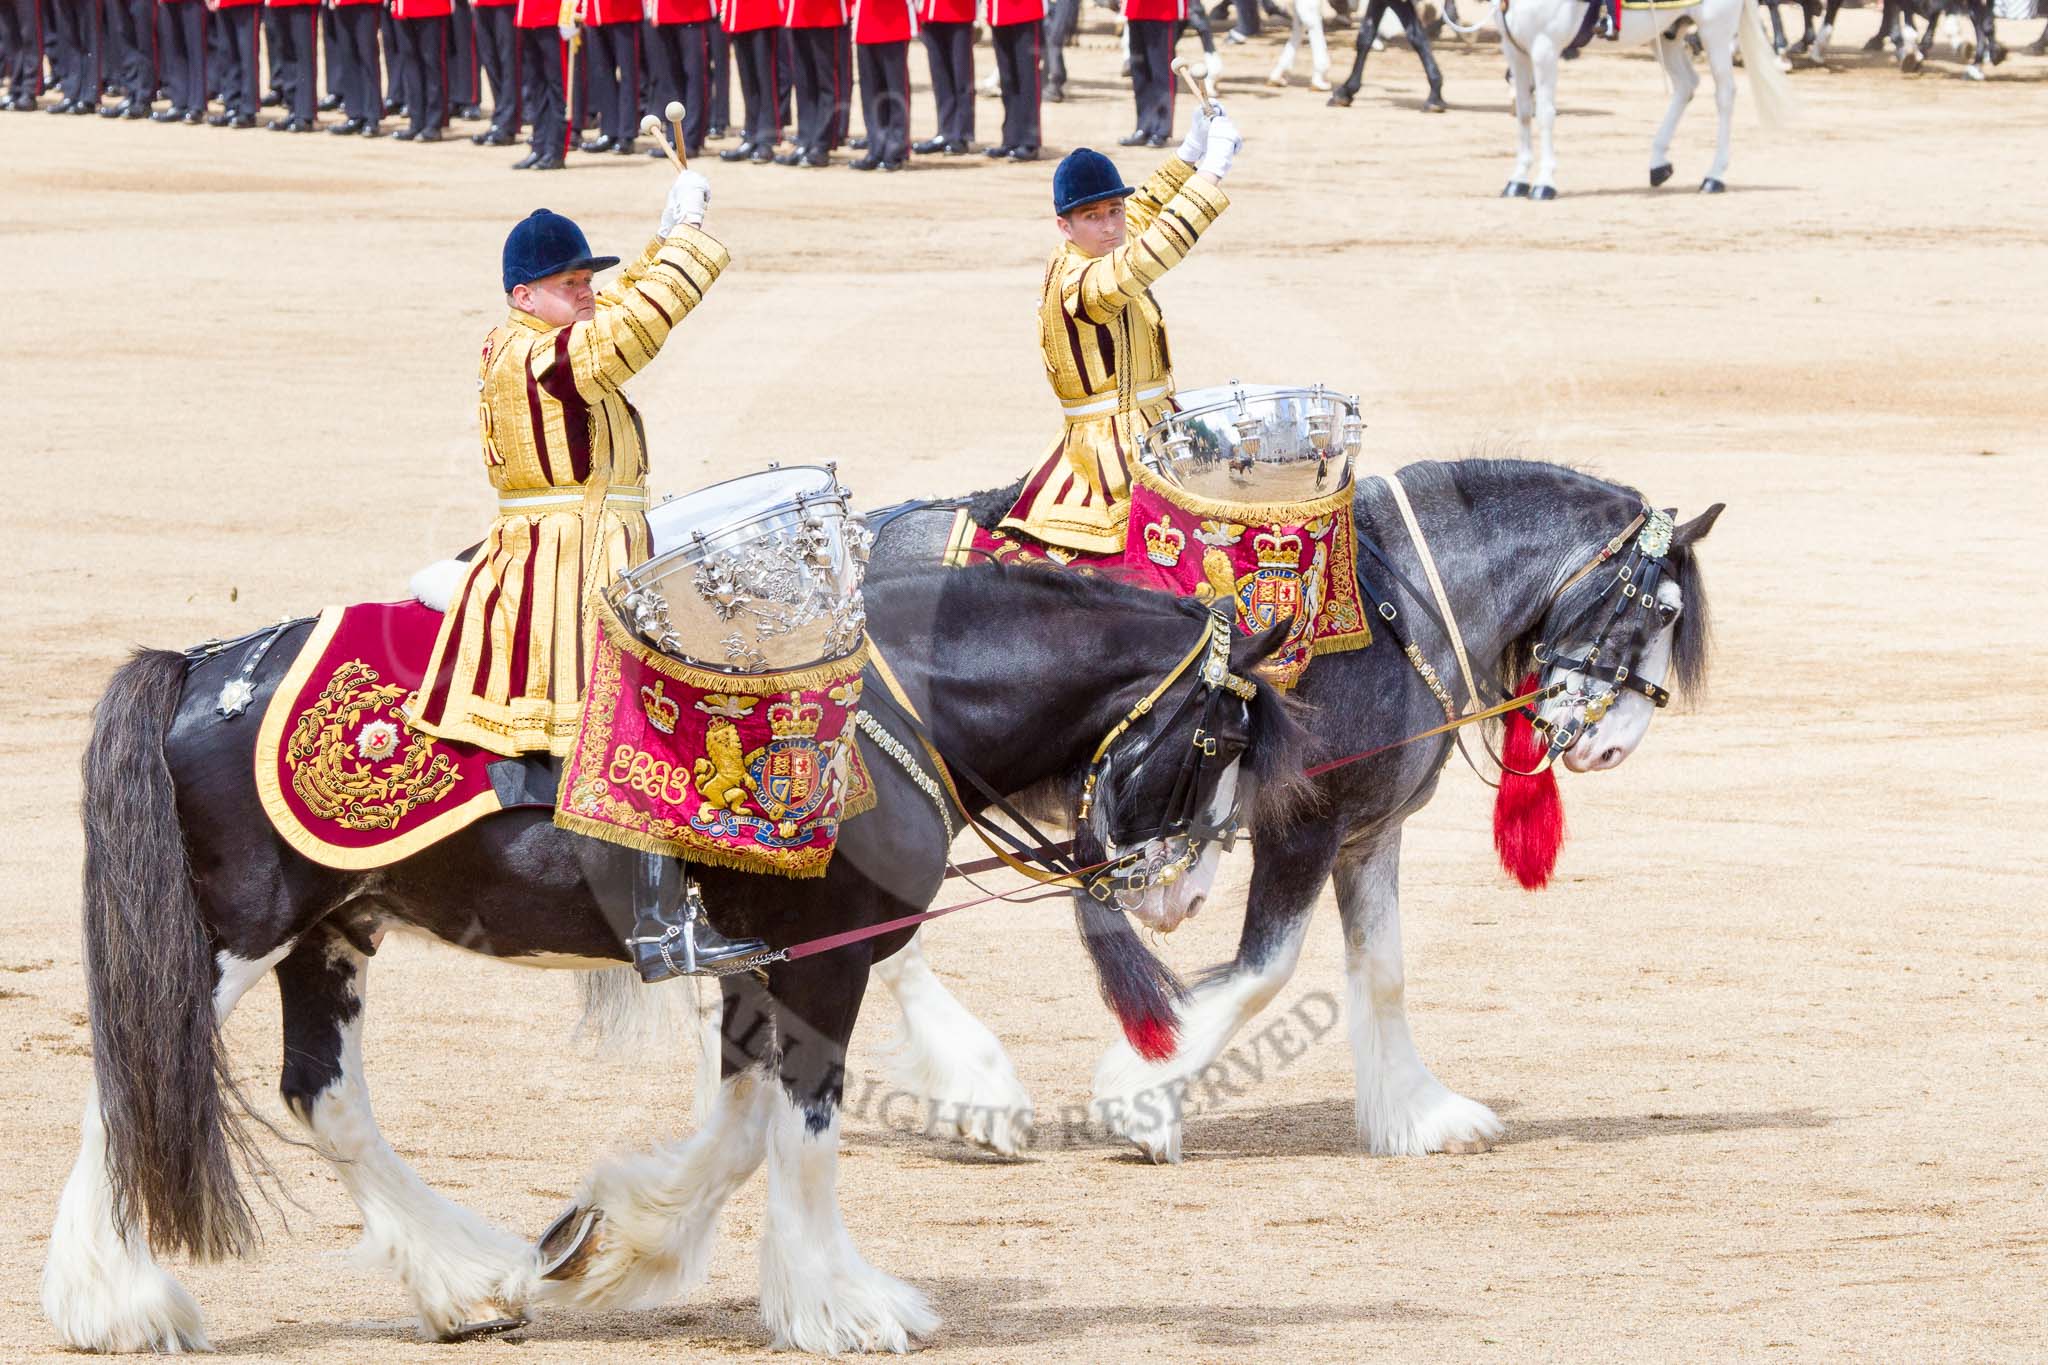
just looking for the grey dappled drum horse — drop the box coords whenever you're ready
[857,458,1720,1164]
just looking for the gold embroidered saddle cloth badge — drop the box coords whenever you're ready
[255,602,508,870]
[553,596,877,878]
[943,467,1372,688]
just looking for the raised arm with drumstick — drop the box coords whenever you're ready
[401,173,767,978]
[997,110,1245,555]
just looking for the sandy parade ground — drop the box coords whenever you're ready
[4,8,2047,1359]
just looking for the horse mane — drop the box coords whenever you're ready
[1392,455,1715,706]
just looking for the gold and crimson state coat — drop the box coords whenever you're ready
[405,224,729,757]
[1001,156,1229,555]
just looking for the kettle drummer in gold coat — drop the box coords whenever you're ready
[1001,101,1245,556]
[405,171,771,980]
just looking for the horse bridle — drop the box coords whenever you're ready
[861,602,1259,909]
[1524,507,1679,763]
[1076,605,1260,906]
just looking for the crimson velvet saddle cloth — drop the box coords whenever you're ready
[942,464,1372,687]
[255,602,507,869]
[552,597,877,878]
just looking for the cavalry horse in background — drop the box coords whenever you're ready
[41,565,1310,1354]
[1456,0,1795,197]
[861,459,1722,1164]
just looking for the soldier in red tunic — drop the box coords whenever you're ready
[717,0,781,161]
[778,0,845,165]
[911,0,970,153]
[468,0,520,143]
[326,0,385,133]
[511,0,570,167]
[207,0,266,128]
[645,0,715,156]
[983,0,1040,160]
[849,0,912,170]
[264,0,322,129]
[1121,0,1183,148]
[577,0,641,151]
[390,0,452,140]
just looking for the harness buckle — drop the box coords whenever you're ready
[1378,602,1397,622]
[1614,665,1630,684]
[1192,728,1218,757]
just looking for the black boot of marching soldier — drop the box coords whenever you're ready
[627,854,771,981]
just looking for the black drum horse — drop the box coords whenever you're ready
[41,565,1310,1354]
[861,458,1721,1165]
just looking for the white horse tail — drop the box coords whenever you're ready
[1441,0,1501,36]
[1738,0,1798,129]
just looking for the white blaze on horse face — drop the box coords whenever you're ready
[1551,579,1683,774]
[1124,760,1240,934]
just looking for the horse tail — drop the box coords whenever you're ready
[82,649,257,1262]
[1074,895,1187,1063]
[1441,0,1500,35]
[1739,0,1799,129]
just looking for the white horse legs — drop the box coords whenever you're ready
[1334,838,1503,1155]
[537,1067,774,1312]
[1270,0,1332,88]
[759,1092,938,1353]
[40,946,286,1354]
[282,939,538,1340]
[1504,41,1537,194]
[1531,38,1562,195]
[869,930,1035,1156]
[1703,23,1738,184]
[1090,921,1310,1164]
[1650,32,1701,182]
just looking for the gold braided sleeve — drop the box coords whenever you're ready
[567,225,730,396]
[1062,159,1229,327]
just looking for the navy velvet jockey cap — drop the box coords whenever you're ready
[501,209,621,293]
[1053,148,1135,217]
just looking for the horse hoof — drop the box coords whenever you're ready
[1325,90,1353,107]
[440,1315,527,1343]
[1502,180,1530,198]
[537,1205,603,1282]
[1699,177,1726,194]
[1963,64,1984,81]
[1901,51,1923,72]
[1531,184,1558,201]
[1650,162,1674,187]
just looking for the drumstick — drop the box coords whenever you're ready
[641,114,686,172]
[664,101,688,169]
[1169,58,1217,117]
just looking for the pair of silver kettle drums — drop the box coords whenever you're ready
[609,383,1364,676]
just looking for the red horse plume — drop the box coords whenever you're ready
[1493,673,1565,890]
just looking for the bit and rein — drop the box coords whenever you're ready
[859,602,1258,909]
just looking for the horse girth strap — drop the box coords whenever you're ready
[862,642,1078,886]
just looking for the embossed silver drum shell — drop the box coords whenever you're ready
[607,465,870,675]
[1141,383,1362,504]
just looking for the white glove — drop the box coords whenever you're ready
[660,170,710,234]
[1176,102,1214,166]
[558,20,578,40]
[1197,112,1241,181]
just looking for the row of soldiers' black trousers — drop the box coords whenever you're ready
[786,24,847,154]
[644,18,711,151]
[473,1,516,139]
[518,24,566,156]
[215,4,259,115]
[729,26,779,150]
[43,0,97,105]
[854,38,906,164]
[1041,0,1076,93]
[582,18,638,145]
[920,20,971,145]
[392,14,446,135]
[269,4,316,121]
[97,0,154,100]
[989,19,1038,151]
[1126,17,1174,141]
[331,3,380,124]
[1,0,41,96]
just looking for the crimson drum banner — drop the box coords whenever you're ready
[556,598,875,878]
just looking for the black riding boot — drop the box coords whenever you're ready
[627,854,772,980]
